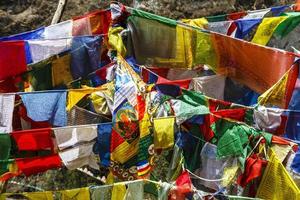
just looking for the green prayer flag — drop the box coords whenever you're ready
[206,14,227,22]
[274,15,300,38]
[261,132,273,146]
[244,109,254,126]
[179,89,208,107]
[28,59,53,91]
[0,134,11,161]
[130,8,177,27]
[217,127,245,158]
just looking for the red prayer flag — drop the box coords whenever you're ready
[227,11,247,20]
[11,128,54,151]
[169,170,193,200]
[237,154,267,187]
[73,9,111,35]
[157,76,192,89]
[208,98,232,112]
[148,67,169,78]
[200,108,247,141]
[0,41,27,80]
[16,154,61,176]
[212,108,247,123]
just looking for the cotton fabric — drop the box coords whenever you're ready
[207,21,232,35]
[190,75,226,100]
[16,154,62,176]
[256,149,300,200]
[0,191,53,200]
[97,123,112,167]
[54,125,97,150]
[60,187,90,200]
[194,142,238,190]
[70,36,101,79]
[51,53,73,87]
[67,87,102,111]
[0,94,15,133]
[59,142,98,170]
[213,32,295,94]
[11,128,54,151]
[67,106,103,126]
[21,91,67,127]
[0,41,27,80]
[235,19,261,39]
[111,184,126,200]
[254,106,283,132]
[252,17,288,45]
[153,117,175,149]
[0,134,11,161]
[28,39,71,63]
[243,8,271,19]
[43,20,72,39]
[0,27,44,41]
[124,181,144,200]
[90,185,112,200]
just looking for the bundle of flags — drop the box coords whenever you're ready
[2,2,300,199]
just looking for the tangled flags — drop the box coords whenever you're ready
[2,2,300,200]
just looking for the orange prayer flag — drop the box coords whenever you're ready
[295,0,300,11]
[212,33,296,94]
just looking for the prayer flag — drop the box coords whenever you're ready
[11,128,54,151]
[111,184,126,200]
[0,41,27,80]
[59,142,98,170]
[54,125,98,150]
[0,134,11,161]
[256,149,300,200]
[153,117,175,149]
[212,32,295,93]
[97,123,112,167]
[0,94,15,133]
[16,154,62,176]
[61,187,90,200]
[43,20,72,39]
[252,16,288,45]
[235,19,262,39]
[21,91,67,127]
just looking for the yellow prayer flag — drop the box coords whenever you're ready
[181,18,208,28]
[51,54,73,87]
[67,87,102,111]
[271,144,292,163]
[153,117,175,149]
[222,166,239,187]
[90,93,110,115]
[8,162,18,174]
[256,149,300,200]
[89,82,114,115]
[155,25,193,69]
[258,67,290,108]
[60,187,90,200]
[26,192,54,200]
[106,171,115,185]
[108,27,127,57]
[111,184,126,200]
[0,191,53,200]
[194,31,218,71]
[252,16,288,45]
